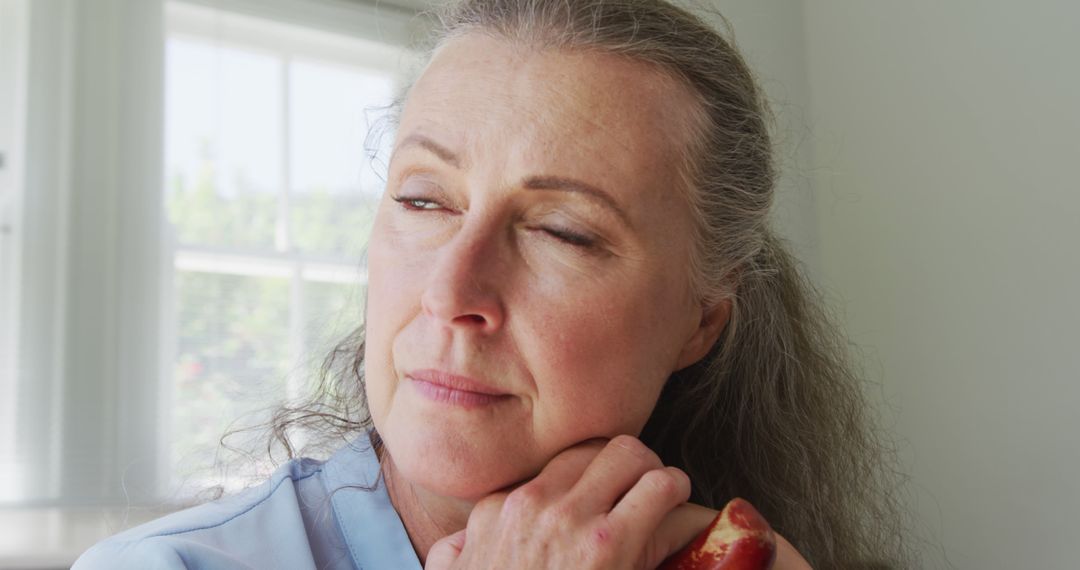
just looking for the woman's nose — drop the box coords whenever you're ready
[420,223,506,334]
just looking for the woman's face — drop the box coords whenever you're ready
[365,34,719,500]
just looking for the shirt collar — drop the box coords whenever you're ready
[322,433,423,570]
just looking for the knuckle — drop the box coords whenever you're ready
[640,468,686,501]
[427,537,451,557]
[465,510,485,534]
[501,483,545,517]
[536,500,575,529]
[470,492,505,524]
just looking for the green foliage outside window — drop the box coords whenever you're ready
[167,157,373,478]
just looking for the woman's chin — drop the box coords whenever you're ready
[383,428,532,501]
[406,467,507,502]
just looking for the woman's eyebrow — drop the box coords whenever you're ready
[523,175,632,228]
[394,133,631,228]
[396,133,462,168]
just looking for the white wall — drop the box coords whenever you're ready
[802,1,1080,567]
[704,0,818,266]
[0,0,28,501]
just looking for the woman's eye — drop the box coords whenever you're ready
[393,196,443,211]
[542,227,596,248]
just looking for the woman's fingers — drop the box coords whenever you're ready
[520,438,608,500]
[774,532,813,570]
[607,474,701,566]
[439,435,812,570]
[439,436,723,569]
[423,529,466,570]
[525,435,694,562]
[568,434,667,514]
[651,502,722,558]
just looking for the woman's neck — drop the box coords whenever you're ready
[380,451,475,565]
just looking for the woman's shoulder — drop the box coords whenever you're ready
[72,445,366,569]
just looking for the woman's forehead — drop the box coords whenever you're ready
[397,33,700,184]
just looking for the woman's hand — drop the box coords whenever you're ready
[424,436,814,570]
[424,435,695,569]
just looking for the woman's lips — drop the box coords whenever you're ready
[407,369,512,409]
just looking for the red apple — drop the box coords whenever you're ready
[659,498,777,570]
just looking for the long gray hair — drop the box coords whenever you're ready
[258,1,912,567]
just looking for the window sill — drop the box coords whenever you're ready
[0,506,177,569]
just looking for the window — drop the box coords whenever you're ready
[1,0,417,562]
[163,1,404,494]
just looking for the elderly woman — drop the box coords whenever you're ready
[76,0,908,568]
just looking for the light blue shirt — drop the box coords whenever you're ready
[73,435,423,570]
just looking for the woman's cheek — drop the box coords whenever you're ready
[528,298,658,433]
[363,223,422,410]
